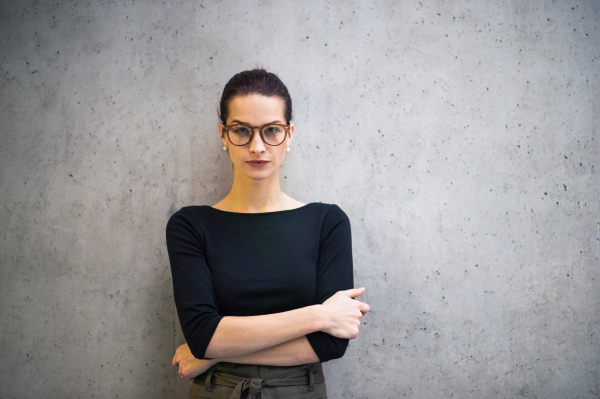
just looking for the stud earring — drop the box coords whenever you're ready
[286,147,290,152]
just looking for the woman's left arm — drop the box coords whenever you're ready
[220,336,319,366]
[173,337,318,380]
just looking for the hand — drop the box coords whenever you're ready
[172,343,218,380]
[321,287,370,339]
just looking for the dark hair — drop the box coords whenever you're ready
[219,69,293,124]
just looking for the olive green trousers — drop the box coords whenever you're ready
[188,362,327,399]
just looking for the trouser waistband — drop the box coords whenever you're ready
[199,362,324,399]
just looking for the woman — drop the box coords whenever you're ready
[166,69,370,398]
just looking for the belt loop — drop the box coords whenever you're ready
[306,364,315,392]
[205,368,215,392]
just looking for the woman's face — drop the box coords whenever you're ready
[219,94,294,181]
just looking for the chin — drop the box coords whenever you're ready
[246,172,273,181]
[234,162,281,181]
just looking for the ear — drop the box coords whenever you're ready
[219,123,226,145]
[287,123,295,146]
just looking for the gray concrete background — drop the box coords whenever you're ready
[1,0,598,398]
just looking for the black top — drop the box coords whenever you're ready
[165,202,354,362]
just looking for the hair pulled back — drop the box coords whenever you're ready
[219,69,293,124]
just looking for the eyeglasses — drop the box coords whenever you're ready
[222,123,290,146]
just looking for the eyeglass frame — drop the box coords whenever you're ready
[221,122,291,147]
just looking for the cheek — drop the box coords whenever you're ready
[273,148,287,163]
[227,149,241,164]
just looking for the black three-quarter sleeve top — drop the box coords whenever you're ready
[165,202,354,363]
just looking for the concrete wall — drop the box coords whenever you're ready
[1,1,598,397]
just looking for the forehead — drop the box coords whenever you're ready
[227,94,285,124]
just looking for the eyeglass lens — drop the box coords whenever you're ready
[228,124,286,146]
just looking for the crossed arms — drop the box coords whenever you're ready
[173,288,370,380]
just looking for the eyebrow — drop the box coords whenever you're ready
[230,119,285,125]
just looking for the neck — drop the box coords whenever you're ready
[225,168,286,213]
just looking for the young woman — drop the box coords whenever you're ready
[166,69,370,398]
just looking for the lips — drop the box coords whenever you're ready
[247,160,270,167]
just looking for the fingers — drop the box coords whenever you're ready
[358,302,371,314]
[343,287,366,298]
[179,368,188,380]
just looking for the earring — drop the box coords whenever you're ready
[223,145,227,151]
[286,147,290,152]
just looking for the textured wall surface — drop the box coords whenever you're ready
[1,1,599,398]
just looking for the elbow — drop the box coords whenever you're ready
[183,325,216,359]
[203,336,234,359]
[329,340,349,361]
[306,333,350,363]
[178,313,223,360]
[187,341,208,360]
[320,338,349,363]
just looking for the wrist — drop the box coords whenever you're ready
[309,304,328,333]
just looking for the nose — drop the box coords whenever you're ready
[248,127,266,154]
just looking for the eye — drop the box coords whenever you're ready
[263,125,283,135]
[232,126,251,135]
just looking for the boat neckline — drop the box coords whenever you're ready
[203,202,319,215]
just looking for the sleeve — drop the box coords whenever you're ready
[305,204,355,362]
[165,208,224,359]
